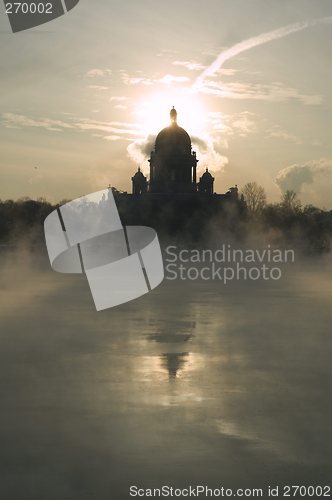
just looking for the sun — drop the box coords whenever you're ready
[134,88,208,138]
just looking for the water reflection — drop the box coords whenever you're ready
[146,320,195,379]
[160,352,189,379]
[0,250,332,500]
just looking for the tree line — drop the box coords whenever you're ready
[0,186,332,253]
[241,182,332,252]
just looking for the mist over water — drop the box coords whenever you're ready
[0,245,331,499]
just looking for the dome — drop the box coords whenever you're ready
[201,168,213,179]
[155,125,191,154]
[154,107,192,155]
[133,167,145,179]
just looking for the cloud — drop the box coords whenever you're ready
[104,135,122,141]
[157,74,190,84]
[110,96,128,102]
[199,81,322,105]
[121,73,190,86]
[1,113,75,131]
[1,113,142,140]
[228,111,257,136]
[207,111,257,137]
[74,118,142,137]
[207,112,232,136]
[191,136,209,152]
[121,75,154,86]
[215,68,239,76]
[110,96,128,109]
[172,60,205,71]
[268,127,302,144]
[192,137,228,173]
[193,16,332,89]
[276,159,332,193]
[127,134,228,174]
[127,135,156,168]
[88,85,109,91]
[86,68,112,78]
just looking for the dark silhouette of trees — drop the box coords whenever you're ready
[281,190,301,213]
[0,197,53,244]
[0,189,332,253]
[241,182,267,214]
[260,190,332,253]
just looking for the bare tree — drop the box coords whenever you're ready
[242,182,267,213]
[281,190,301,212]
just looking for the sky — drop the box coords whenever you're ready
[0,0,332,206]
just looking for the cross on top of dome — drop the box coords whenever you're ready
[170,106,177,124]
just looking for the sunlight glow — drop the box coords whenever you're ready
[126,87,229,174]
[134,88,208,138]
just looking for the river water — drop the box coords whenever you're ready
[0,247,331,499]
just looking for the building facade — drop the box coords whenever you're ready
[132,107,238,200]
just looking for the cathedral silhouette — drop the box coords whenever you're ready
[131,107,238,200]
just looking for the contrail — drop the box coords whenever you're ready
[193,16,332,90]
